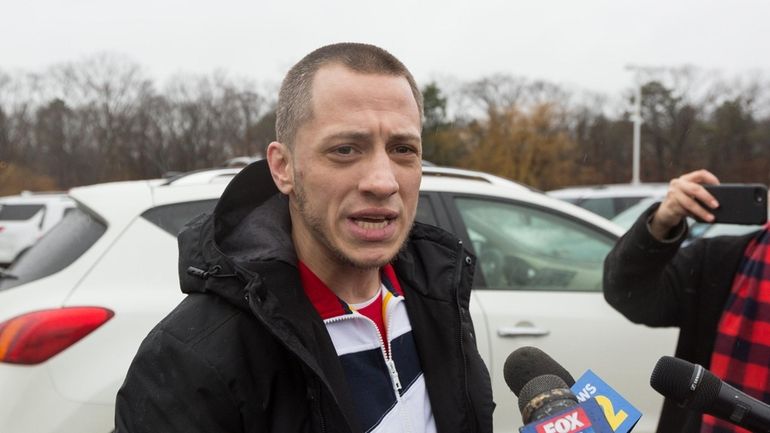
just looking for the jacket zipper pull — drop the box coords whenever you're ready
[386,358,402,392]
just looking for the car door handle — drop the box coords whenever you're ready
[497,323,550,338]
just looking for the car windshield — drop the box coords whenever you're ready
[0,204,44,221]
[0,207,106,291]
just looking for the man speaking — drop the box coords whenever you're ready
[115,43,494,433]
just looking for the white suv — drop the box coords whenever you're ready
[0,165,676,433]
[548,183,668,219]
[0,192,75,266]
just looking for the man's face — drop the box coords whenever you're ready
[284,64,422,270]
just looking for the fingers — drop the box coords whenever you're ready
[673,171,719,211]
[678,168,720,188]
[665,184,714,222]
[656,169,721,228]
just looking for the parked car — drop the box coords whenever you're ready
[548,183,668,219]
[0,165,676,433]
[691,221,765,239]
[0,192,75,266]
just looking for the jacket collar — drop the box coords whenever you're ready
[299,261,405,320]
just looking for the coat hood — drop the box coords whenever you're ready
[177,159,296,308]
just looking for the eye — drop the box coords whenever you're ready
[393,145,417,155]
[333,145,355,155]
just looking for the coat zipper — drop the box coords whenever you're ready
[323,312,402,394]
[309,382,327,433]
[323,294,417,433]
[453,240,478,433]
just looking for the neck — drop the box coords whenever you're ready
[312,264,381,304]
[292,237,381,305]
[290,206,385,303]
[296,247,381,303]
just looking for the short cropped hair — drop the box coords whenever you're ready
[275,42,424,147]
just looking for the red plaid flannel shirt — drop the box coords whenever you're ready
[701,226,770,433]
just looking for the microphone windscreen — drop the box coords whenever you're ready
[518,374,575,414]
[504,346,576,396]
[650,356,721,410]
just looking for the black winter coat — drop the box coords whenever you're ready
[115,160,494,433]
[603,204,758,433]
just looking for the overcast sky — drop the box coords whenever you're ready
[2,0,769,96]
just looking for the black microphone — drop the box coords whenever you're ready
[650,356,770,433]
[504,346,613,433]
[504,346,578,423]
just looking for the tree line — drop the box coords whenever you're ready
[2,54,769,196]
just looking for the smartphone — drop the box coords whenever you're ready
[697,184,768,225]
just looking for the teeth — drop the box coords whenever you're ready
[356,220,388,230]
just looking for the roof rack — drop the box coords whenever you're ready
[19,190,69,196]
[160,168,242,186]
[422,166,537,192]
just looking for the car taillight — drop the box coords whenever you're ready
[0,307,114,365]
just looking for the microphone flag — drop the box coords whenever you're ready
[570,370,641,433]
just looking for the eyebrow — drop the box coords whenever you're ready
[323,131,421,144]
[389,132,422,143]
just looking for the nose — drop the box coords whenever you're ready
[359,150,399,199]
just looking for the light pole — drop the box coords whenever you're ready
[630,80,642,185]
[625,65,664,185]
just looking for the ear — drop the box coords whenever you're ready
[266,141,294,195]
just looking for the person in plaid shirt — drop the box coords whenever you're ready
[603,169,770,433]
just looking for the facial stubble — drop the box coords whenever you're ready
[291,170,413,270]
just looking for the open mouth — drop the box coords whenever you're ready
[352,216,393,230]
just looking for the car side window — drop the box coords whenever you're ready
[416,194,439,227]
[0,204,44,220]
[614,196,646,215]
[141,200,219,236]
[0,208,106,291]
[454,197,614,291]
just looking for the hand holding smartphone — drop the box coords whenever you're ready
[696,184,768,225]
